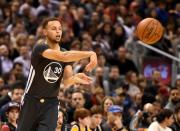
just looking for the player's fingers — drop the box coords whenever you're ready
[84,76,93,81]
[78,74,93,82]
[85,63,93,72]
[80,79,91,85]
[81,75,92,83]
[75,77,91,85]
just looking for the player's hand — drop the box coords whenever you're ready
[73,73,93,85]
[85,52,97,72]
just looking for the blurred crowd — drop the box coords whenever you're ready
[0,0,179,131]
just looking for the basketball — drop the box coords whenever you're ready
[136,18,164,44]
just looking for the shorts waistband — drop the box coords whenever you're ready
[25,94,58,103]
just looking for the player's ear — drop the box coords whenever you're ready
[42,28,47,36]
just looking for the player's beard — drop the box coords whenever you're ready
[48,36,61,44]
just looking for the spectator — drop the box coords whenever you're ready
[125,71,141,99]
[156,0,169,26]
[137,75,147,93]
[67,90,85,123]
[114,88,127,108]
[92,33,112,59]
[91,87,105,105]
[153,100,163,117]
[8,20,27,47]
[71,108,91,131]
[58,2,74,29]
[0,77,4,87]
[1,102,20,131]
[130,103,156,131]
[102,105,127,131]
[0,21,6,33]
[14,46,31,78]
[175,78,180,90]
[99,22,113,45]
[5,62,27,85]
[19,0,36,17]
[148,109,174,131]
[92,66,109,95]
[7,1,20,26]
[70,40,81,51]
[56,109,70,131]
[144,70,168,105]
[130,92,143,115]
[0,85,10,98]
[107,66,124,95]
[0,45,13,75]
[148,69,162,88]
[15,33,28,50]
[170,104,180,131]
[36,0,54,17]
[88,11,101,37]
[89,105,103,131]
[111,24,127,51]
[0,81,24,122]
[165,87,180,112]
[72,7,89,37]
[96,54,109,80]
[101,96,115,122]
[111,47,138,75]
[56,109,64,131]
[27,35,36,51]
[20,3,38,34]
[0,81,24,108]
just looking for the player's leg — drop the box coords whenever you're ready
[16,97,39,131]
[37,99,59,131]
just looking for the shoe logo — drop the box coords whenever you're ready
[43,62,62,83]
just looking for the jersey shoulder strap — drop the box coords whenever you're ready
[32,43,49,57]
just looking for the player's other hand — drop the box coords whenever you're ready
[85,52,97,72]
[73,73,93,85]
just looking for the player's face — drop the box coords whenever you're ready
[45,20,62,43]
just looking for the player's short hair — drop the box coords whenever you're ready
[42,17,60,29]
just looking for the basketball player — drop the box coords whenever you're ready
[16,17,97,131]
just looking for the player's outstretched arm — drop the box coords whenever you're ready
[42,49,96,62]
[42,49,97,72]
